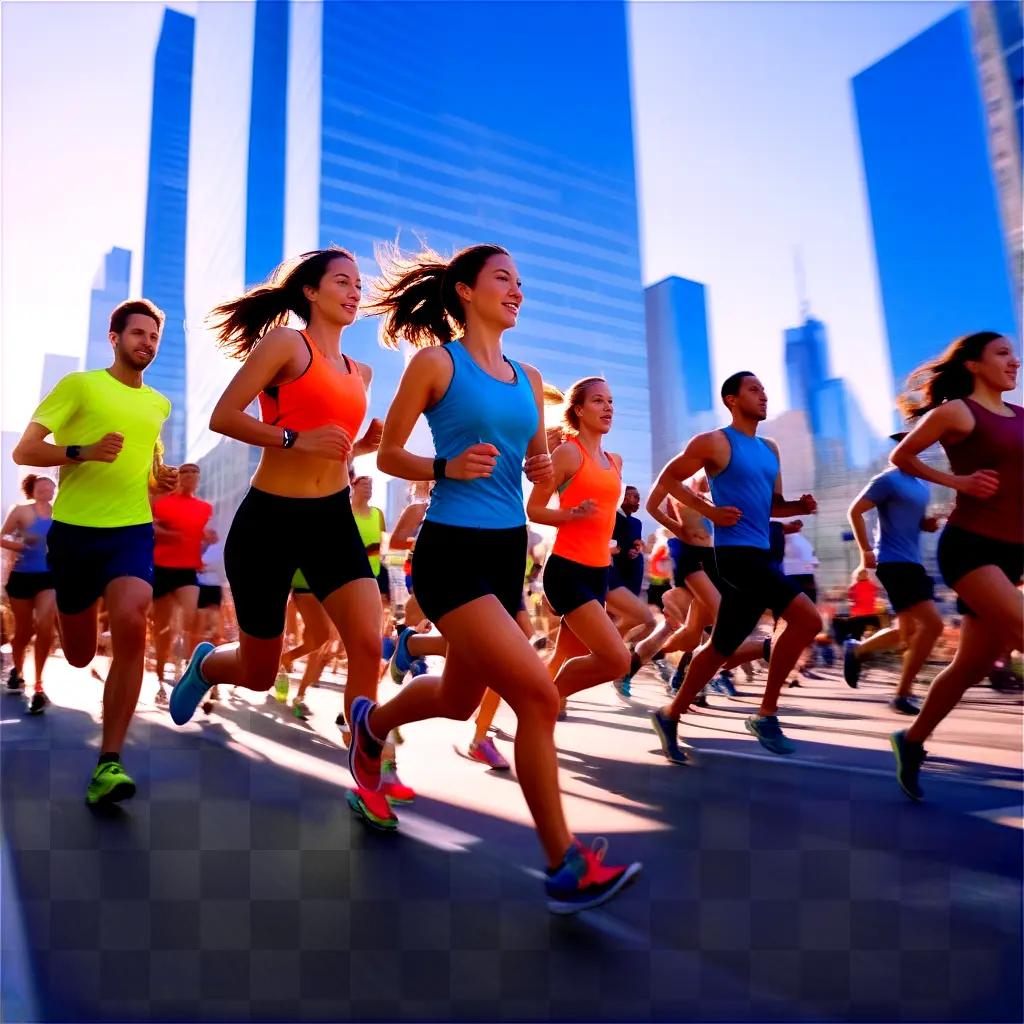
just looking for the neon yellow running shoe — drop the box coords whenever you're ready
[85,762,136,805]
[274,671,290,703]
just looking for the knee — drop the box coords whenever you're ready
[515,680,560,725]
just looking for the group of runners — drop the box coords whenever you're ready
[3,240,1021,914]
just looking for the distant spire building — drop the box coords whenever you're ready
[142,8,195,464]
[84,247,131,370]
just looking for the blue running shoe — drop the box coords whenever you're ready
[745,714,795,755]
[409,658,428,677]
[170,643,214,726]
[348,696,384,791]
[843,639,862,688]
[389,627,416,684]
[717,670,737,697]
[890,729,926,800]
[650,709,687,765]
[545,838,642,915]
[612,676,632,701]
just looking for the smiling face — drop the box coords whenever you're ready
[456,253,522,331]
[968,336,1020,393]
[574,380,614,435]
[111,313,161,370]
[306,255,362,327]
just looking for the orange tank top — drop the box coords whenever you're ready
[552,437,622,568]
[258,330,367,441]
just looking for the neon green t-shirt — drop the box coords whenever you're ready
[32,370,171,528]
[353,506,384,575]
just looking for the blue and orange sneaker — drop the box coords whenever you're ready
[348,696,384,791]
[170,642,215,725]
[545,838,642,915]
[346,787,398,831]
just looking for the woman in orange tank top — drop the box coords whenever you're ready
[527,377,632,704]
[165,247,408,830]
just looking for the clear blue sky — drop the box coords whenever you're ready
[2,0,958,436]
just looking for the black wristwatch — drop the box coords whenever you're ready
[432,457,448,481]
[66,445,83,462]
[281,428,298,450]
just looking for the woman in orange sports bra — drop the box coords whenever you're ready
[167,247,405,828]
[527,376,631,702]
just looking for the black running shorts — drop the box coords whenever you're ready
[197,584,223,609]
[875,562,934,614]
[225,487,374,639]
[711,546,802,657]
[938,524,1023,616]
[5,571,54,600]
[543,554,609,617]
[412,520,526,623]
[153,566,199,600]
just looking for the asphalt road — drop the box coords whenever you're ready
[1,650,1021,1022]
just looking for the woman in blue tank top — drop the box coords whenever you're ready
[1,474,57,712]
[347,243,641,914]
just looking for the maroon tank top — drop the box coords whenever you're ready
[944,398,1023,544]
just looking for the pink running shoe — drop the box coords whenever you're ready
[468,738,510,771]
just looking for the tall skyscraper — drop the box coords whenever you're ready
[39,355,79,401]
[287,0,650,486]
[84,247,131,370]
[645,276,715,473]
[142,8,195,464]
[784,317,830,437]
[853,8,1019,397]
[186,0,651,522]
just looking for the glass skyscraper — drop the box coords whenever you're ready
[289,0,650,486]
[84,246,131,371]
[784,317,830,437]
[853,8,1019,398]
[185,0,650,525]
[644,276,715,473]
[142,8,194,464]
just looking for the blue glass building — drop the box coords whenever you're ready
[142,8,194,464]
[853,8,1019,397]
[784,317,830,437]
[644,276,714,472]
[84,247,131,371]
[296,0,650,486]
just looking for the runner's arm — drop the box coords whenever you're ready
[12,422,83,467]
[651,435,722,519]
[526,442,583,527]
[0,506,26,551]
[377,349,453,481]
[388,503,424,550]
[645,481,687,540]
[890,402,985,492]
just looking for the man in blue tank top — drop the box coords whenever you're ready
[647,371,823,760]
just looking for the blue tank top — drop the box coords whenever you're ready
[424,340,538,529]
[15,515,52,574]
[709,426,779,549]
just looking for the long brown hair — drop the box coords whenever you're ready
[209,247,357,359]
[366,242,509,349]
[896,331,1005,419]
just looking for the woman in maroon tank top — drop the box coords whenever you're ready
[889,331,1022,801]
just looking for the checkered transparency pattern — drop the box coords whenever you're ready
[1,673,1021,1022]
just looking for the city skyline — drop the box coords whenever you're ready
[2,0,1009,455]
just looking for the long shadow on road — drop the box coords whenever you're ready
[1,683,1021,1024]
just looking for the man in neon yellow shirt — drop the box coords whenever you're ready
[13,299,176,806]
